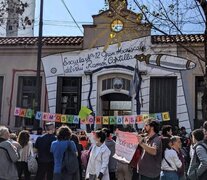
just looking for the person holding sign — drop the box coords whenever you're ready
[86,130,111,180]
[137,119,162,180]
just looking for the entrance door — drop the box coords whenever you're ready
[101,93,131,132]
[149,77,177,126]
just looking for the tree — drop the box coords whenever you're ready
[126,0,207,126]
[0,0,32,35]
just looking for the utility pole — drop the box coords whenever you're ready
[35,0,44,129]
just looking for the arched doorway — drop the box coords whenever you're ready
[97,73,133,132]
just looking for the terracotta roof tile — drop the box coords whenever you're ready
[0,36,83,46]
[152,34,205,44]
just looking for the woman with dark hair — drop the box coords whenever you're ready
[50,125,78,180]
[71,133,83,180]
[17,130,33,180]
[86,130,111,180]
[187,129,207,180]
[160,137,182,180]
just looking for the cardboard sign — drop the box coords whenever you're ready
[19,109,27,117]
[103,116,109,125]
[162,112,170,121]
[14,107,21,116]
[35,112,42,120]
[110,116,116,125]
[113,130,139,164]
[95,116,102,124]
[73,116,79,124]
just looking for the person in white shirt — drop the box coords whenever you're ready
[86,130,111,180]
[160,137,182,180]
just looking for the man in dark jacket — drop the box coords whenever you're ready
[102,128,117,180]
[0,126,19,180]
[35,122,56,180]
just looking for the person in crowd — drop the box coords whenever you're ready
[9,132,21,152]
[86,130,111,180]
[137,119,162,180]
[35,122,56,180]
[51,125,79,180]
[71,133,84,180]
[17,130,33,180]
[171,136,186,180]
[161,125,173,138]
[79,130,89,149]
[187,129,207,180]
[202,121,207,141]
[0,126,19,180]
[160,137,182,180]
[102,128,117,180]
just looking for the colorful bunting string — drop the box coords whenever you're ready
[14,107,171,125]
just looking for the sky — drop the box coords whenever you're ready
[34,0,105,36]
[34,0,205,37]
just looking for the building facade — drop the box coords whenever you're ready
[0,3,205,131]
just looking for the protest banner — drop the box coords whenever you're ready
[113,130,139,164]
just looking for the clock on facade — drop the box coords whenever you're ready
[111,19,124,32]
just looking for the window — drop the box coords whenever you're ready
[8,25,12,30]
[195,76,204,128]
[16,76,42,127]
[0,77,3,121]
[56,77,82,116]
[149,77,177,125]
[102,78,130,91]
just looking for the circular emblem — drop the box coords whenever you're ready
[111,19,124,32]
[50,67,57,74]
[113,78,123,90]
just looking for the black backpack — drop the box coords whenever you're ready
[61,142,79,174]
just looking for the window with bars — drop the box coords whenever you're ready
[15,76,42,127]
[102,77,130,91]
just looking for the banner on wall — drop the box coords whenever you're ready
[113,130,139,163]
[14,107,170,125]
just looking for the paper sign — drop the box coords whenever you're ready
[162,112,170,121]
[25,109,33,118]
[73,116,79,124]
[67,115,74,124]
[113,130,138,164]
[61,115,67,123]
[88,115,94,124]
[35,112,42,120]
[48,113,56,121]
[95,116,102,124]
[103,116,109,125]
[149,113,156,119]
[14,107,21,116]
[136,115,143,124]
[142,114,149,122]
[129,116,136,124]
[110,116,116,125]
[42,113,49,121]
[116,116,123,125]
[19,109,27,117]
[55,114,62,122]
[124,116,130,124]
[81,118,87,124]
[155,113,163,121]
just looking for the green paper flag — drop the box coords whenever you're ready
[67,115,74,124]
[110,116,116,125]
[78,106,92,119]
[26,109,33,118]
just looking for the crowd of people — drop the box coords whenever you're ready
[0,119,207,180]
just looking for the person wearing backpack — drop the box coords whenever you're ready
[187,129,207,180]
[50,125,79,180]
[86,130,111,180]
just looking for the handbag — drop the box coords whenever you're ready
[27,142,38,174]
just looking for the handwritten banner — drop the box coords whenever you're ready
[113,130,139,164]
[14,107,171,124]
